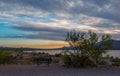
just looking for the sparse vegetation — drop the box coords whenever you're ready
[111,57,120,66]
[0,50,14,64]
[61,30,113,67]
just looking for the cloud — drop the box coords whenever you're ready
[12,25,67,33]
[1,0,120,22]
[7,32,65,41]
[4,21,70,40]
[0,0,120,40]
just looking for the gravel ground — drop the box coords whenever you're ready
[0,64,120,76]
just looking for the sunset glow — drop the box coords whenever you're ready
[0,0,120,48]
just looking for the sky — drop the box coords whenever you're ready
[0,0,120,48]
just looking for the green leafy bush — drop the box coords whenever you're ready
[61,54,71,67]
[61,51,96,67]
[61,30,113,67]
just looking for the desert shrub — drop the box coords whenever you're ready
[81,57,96,67]
[0,50,14,64]
[61,52,96,67]
[52,59,59,64]
[54,53,62,57]
[19,60,33,64]
[61,54,71,67]
[61,30,113,67]
[98,61,107,65]
[111,57,120,66]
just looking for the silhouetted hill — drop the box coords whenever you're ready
[112,40,120,50]
[62,40,120,50]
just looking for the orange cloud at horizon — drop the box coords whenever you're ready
[0,39,69,49]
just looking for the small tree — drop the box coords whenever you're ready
[63,30,113,67]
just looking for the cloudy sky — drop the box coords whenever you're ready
[0,0,120,48]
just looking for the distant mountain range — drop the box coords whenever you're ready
[0,40,120,51]
[112,40,120,50]
[0,46,62,51]
[62,40,120,50]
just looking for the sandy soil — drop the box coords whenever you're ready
[0,64,120,76]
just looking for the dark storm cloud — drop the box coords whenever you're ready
[0,0,68,12]
[9,24,69,40]
[93,22,120,29]
[7,32,65,41]
[69,0,120,22]
[12,25,68,33]
[83,0,110,6]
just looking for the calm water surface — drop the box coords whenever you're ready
[107,50,120,58]
[24,50,120,58]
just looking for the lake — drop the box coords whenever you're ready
[24,50,120,58]
[106,50,120,58]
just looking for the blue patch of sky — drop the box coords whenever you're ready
[15,14,57,22]
[0,23,31,37]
